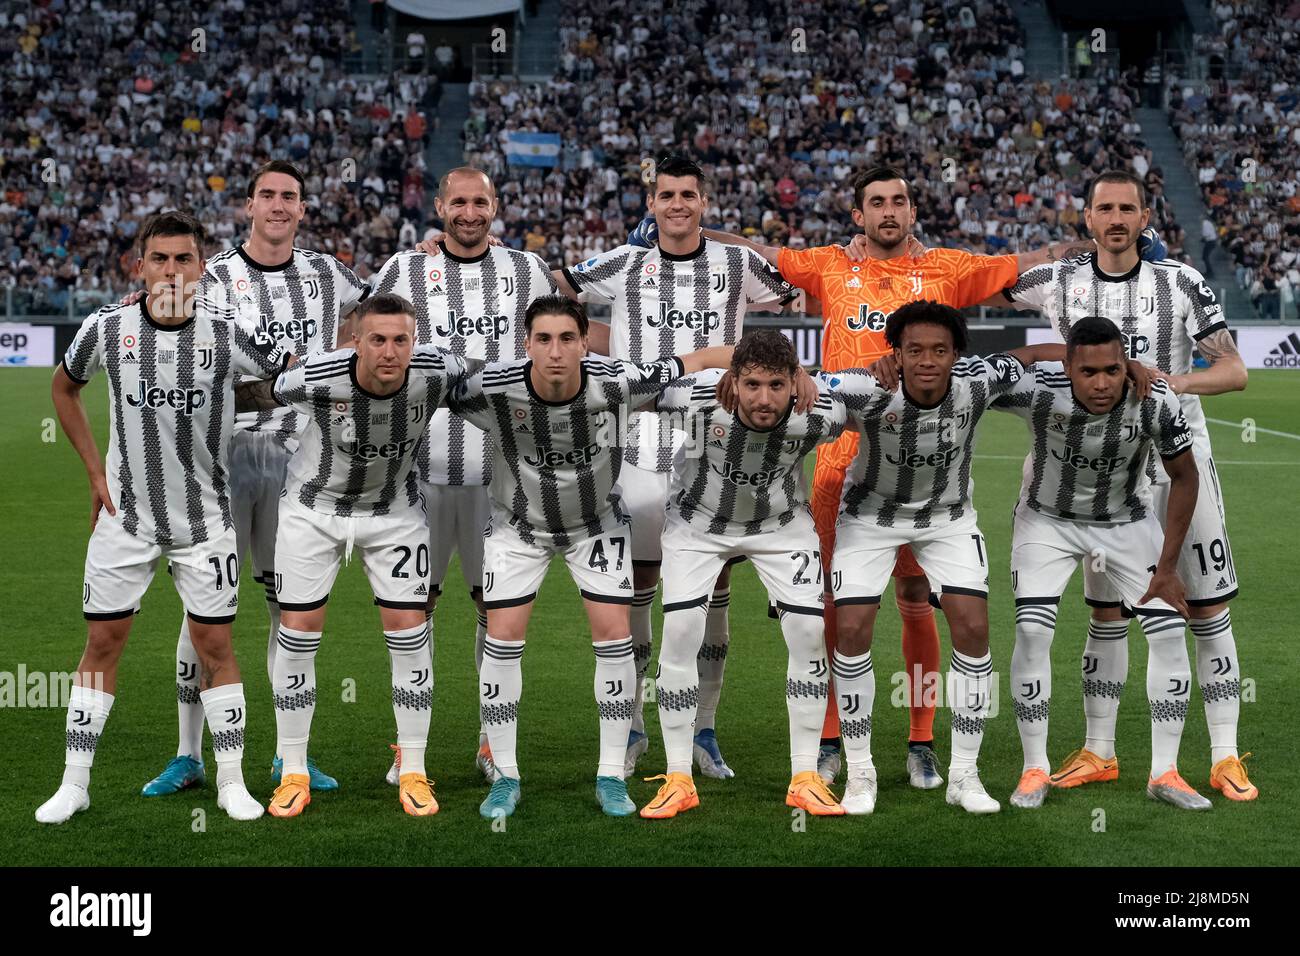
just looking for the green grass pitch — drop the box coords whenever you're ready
[1,366,1297,866]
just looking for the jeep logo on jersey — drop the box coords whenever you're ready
[339,437,420,460]
[435,311,510,340]
[711,459,785,486]
[1121,331,1151,358]
[523,442,601,469]
[256,314,318,346]
[126,380,207,415]
[1050,445,1127,472]
[649,302,720,332]
[885,446,961,469]
[846,305,887,332]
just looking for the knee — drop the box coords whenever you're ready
[781,611,824,655]
[660,607,706,666]
[85,626,128,660]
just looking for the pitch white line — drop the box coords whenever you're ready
[1205,416,1300,442]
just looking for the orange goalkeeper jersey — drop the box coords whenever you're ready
[778,245,1019,473]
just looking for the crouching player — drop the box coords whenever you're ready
[639,330,846,818]
[444,295,733,819]
[265,293,475,818]
[994,318,1209,810]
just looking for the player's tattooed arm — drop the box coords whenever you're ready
[700,228,781,269]
[1141,448,1198,619]
[1016,238,1095,274]
[51,366,115,530]
[234,377,282,412]
[1152,329,1248,396]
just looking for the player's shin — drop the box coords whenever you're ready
[175,618,204,759]
[388,623,433,778]
[696,588,730,732]
[1190,609,1240,762]
[832,649,875,770]
[1012,604,1057,772]
[1082,618,1129,760]
[594,637,636,778]
[948,649,993,773]
[480,637,524,779]
[1139,614,1193,777]
[781,612,828,775]
[657,604,706,774]
[272,627,320,777]
[629,586,657,734]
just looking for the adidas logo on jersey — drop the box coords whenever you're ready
[429,284,445,295]
[122,351,138,364]
[414,583,428,596]
[641,276,657,287]
[1265,332,1300,368]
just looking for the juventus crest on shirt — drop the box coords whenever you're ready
[564,238,796,471]
[62,298,289,547]
[370,243,558,487]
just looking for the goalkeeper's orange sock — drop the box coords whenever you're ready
[899,598,940,745]
[821,597,840,742]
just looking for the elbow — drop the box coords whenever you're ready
[1235,366,1249,392]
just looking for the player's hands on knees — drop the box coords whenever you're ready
[867,352,901,390]
[1126,359,1158,398]
[1139,568,1190,621]
[715,369,738,412]
[89,471,116,531]
[793,366,817,413]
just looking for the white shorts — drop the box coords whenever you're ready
[1083,450,1237,608]
[616,463,668,564]
[228,431,291,607]
[831,512,990,606]
[420,481,491,596]
[83,511,241,624]
[1012,502,1179,615]
[273,495,431,612]
[481,509,634,609]
[661,512,825,616]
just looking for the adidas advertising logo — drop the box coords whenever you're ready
[50,885,151,936]
[414,583,428,596]
[1265,332,1300,368]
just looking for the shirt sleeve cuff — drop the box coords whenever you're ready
[1192,321,1228,342]
[562,267,584,292]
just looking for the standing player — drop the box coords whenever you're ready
[554,154,800,779]
[707,166,1093,788]
[640,331,847,819]
[37,211,289,823]
[993,170,1256,801]
[822,301,1068,814]
[444,295,733,818]
[374,167,556,784]
[142,160,367,798]
[994,318,1209,810]
[263,293,475,818]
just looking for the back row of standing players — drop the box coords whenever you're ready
[35,154,1256,825]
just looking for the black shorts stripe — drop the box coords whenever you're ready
[373,599,429,610]
[579,589,634,606]
[1188,588,1237,607]
[940,585,988,600]
[83,608,136,621]
[1084,597,1124,609]
[483,593,538,610]
[833,595,882,607]
[663,595,710,613]
[277,596,329,612]
[1015,595,1063,606]
[776,601,824,617]
[186,611,237,625]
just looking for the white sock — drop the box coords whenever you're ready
[594,637,636,778]
[832,649,874,771]
[201,683,248,789]
[272,626,320,777]
[1190,609,1240,762]
[629,586,657,735]
[695,588,730,733]
[474,609,488,739]
[657,600,706,775]
[1012,602,1057,773]
[948,649,992,774]
[480,636,524,779]
[175,618,204,760]
[780,610,826,775]
[62,685,115,790]
[262,578,281,687]
[1083,617,1129,759]
[388,623,433,778]
[1139,612,1192,778]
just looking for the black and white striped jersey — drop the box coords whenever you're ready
[447,355,687,548]
[563,238,796,472]
[201,246,368,450]
[370,243,557,487]
[1007,254,1226,452]
[656,369,848,536]
[992,362,1193,523]
[62,298,289,547]
[825,354,1026,529]
[274,346,474,517]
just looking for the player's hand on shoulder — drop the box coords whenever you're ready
[715,368,738,413]
[845,232,870,262]
[628,216,658,248]
[1137,227,1167,262]
[793,366,817,413]
[905,234,927,260]
[416,235,442,256]
[866,352,901,391]
[1126,359,1159,399]
[118,289,144,306]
